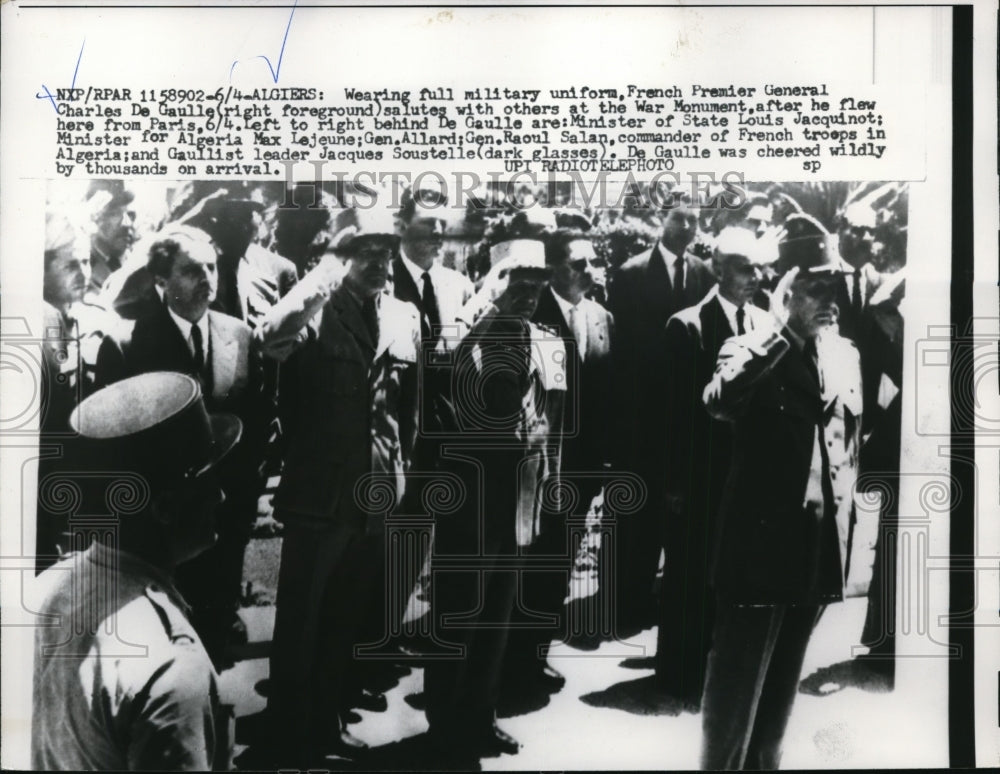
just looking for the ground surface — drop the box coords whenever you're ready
[221,527,921,771]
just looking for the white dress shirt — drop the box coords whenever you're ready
[716,291,754,335]
[399,248,436,299]
[167,306,210,361]
[552,289,588,360]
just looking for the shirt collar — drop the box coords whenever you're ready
[167,305,209,344]
[654,241,687,286]
[551,287,582,318]
[400,248,435,290]
[715,290,750,333]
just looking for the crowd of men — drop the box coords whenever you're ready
[32,177,906,770]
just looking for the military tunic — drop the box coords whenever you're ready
[31,542,230,771]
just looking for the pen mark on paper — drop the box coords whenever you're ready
[36,38,85,112]
[229,0,298,84]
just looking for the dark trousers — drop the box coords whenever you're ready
[424,520,519,736]
[611,462,663,630]
[701,601,820,770]
[266,518,384,759]
[655,498,716,702]
[175,491,257,662]
[504,513,575,682]
[861,494,898,663]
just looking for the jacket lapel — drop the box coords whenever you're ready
[700,292,734,353]
[208,312,240,399]
[146,302,197,372]
[534,289,574,351]
[684,253,711,307]
[583,301,610,359]
[392,256,422,309]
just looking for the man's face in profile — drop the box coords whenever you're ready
[44,238,92,308]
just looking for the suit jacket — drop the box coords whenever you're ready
[608,242,716,473]
[664,289,770,502]
[274,286,420,531]
[834,261,887,342]
[392,257,475,456]
[391,256,474,347]
[532,288,615,501]
[94,303,272,502]
[703,325,862,605]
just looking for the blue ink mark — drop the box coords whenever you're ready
[37,38,86,112]
[230,0,298,84]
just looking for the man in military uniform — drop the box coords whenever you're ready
[699,236,862,769]
[31,372,241,771]
[425,238,563,760]
[503,227,614,699]
[257,205,420,763]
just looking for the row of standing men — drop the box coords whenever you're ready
[32,185,903,769]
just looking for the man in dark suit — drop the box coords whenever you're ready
[503,227,615,696]
[655,227,771,708]
[699,238,862,769]
[94,226,272,666]
[390,185,475,640]
[606,194,716,631]
[256,206,420,764]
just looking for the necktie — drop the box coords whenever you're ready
[421,271,441,341]
[216,262,243,321]
[190,323,205,374]
[672,256,685,308]
[362,295,380,345]
[852,268,863,315]
[735,306,746,335]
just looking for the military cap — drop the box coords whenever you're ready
[489,238,549,273]
[330,206,400,254]
[777,213,842,274]
[70,372,242,488]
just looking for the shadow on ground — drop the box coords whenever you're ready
[579,675,697,717]
[799,658,894,696]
